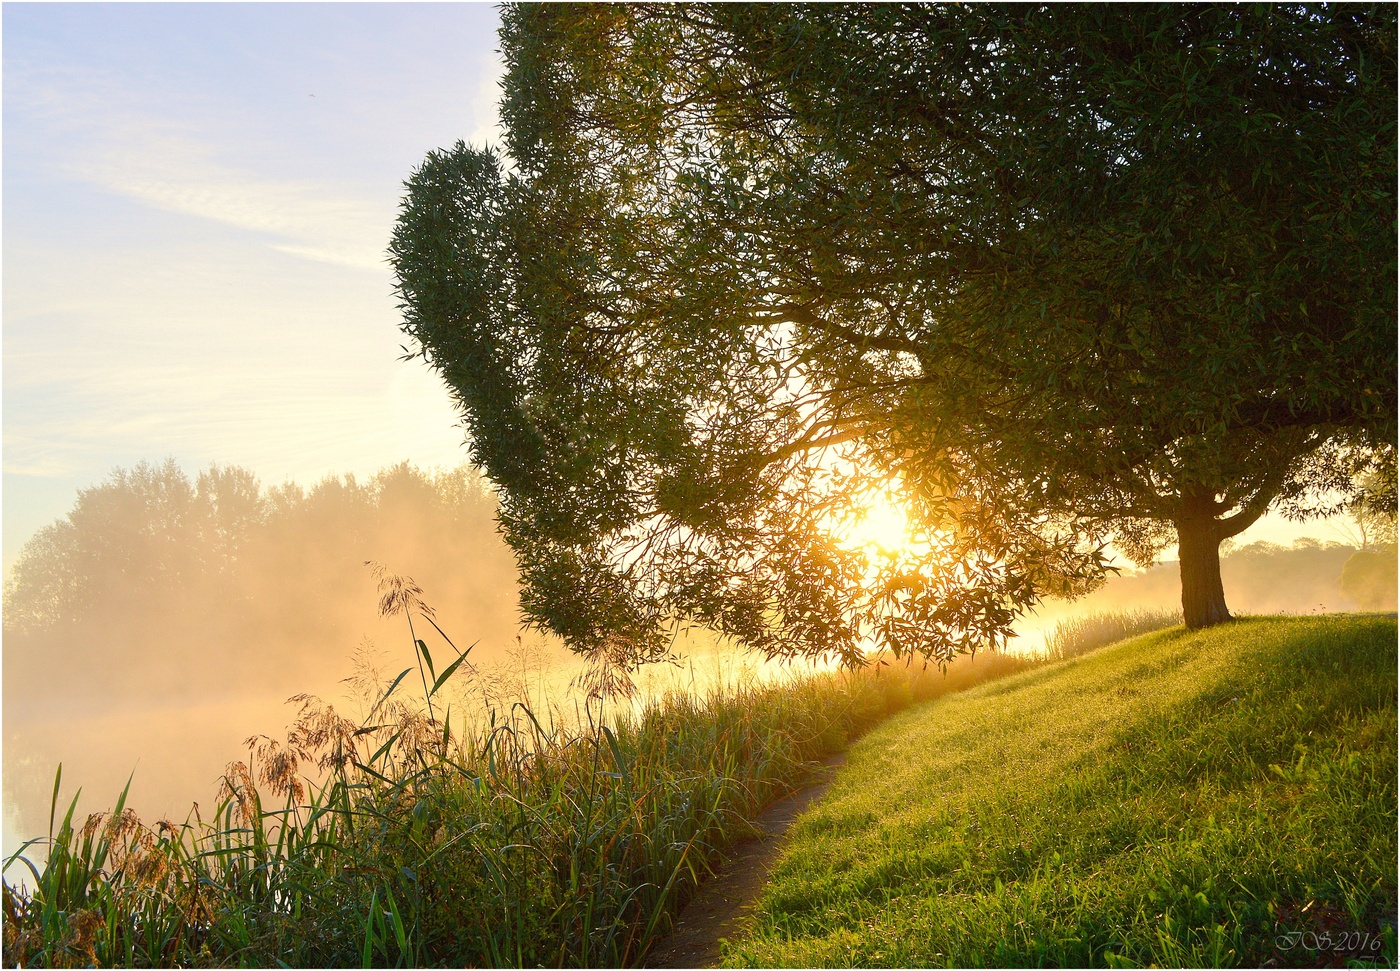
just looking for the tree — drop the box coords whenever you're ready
[391,3,1396,663]
[3,459,520,711]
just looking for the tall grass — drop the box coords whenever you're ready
[1042,607,1181,661]
[2,590,1036,967]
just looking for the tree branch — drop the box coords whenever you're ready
[762,426,866,464]
[777,302,922,355]
[1217,462,1292,540]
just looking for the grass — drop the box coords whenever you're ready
[1,600,1037,968]
[1041,607,1182,661]
[723,614,1398,968]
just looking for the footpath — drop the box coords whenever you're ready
[641,752,847,968]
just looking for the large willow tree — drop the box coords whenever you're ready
[392,4,1396,664]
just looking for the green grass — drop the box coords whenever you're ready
[1041,607,1181,661]
[723,615,1398,968]
[1,636,1033,968]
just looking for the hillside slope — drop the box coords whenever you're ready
[724,616,1397,968]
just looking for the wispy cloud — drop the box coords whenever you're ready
[2,4,501,564]
[77,133,392,272]
[9,60,394,271]
[3,235,463,485]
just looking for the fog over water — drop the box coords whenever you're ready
[0,461,824,868]
[5,462,507,864]
[3,460,1390,871]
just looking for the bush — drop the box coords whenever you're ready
[1340,543,1398,610]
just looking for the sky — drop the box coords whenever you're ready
[1,1,1347,578]
[3,2,506,573]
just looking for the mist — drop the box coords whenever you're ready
[4,458,1390,869]
[1014,536,1393,652]
[2,461,575,865]
[0,460,824,866]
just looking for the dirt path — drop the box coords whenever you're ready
[641,752,847,969]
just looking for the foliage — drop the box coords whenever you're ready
[725,615,1398,968]
[1350,474,1400,551]
[1340,544,1398,610]
[1,605,1033,968]
[1335,474,1397,609]
[391,3,1396,656]
[3,461,500,637]
[2,460,519,712]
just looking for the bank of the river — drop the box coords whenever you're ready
[3,644,1039,968]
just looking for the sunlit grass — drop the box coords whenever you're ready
[3,606,1274,967]
[1041,607,1182,661]
[1,615,1037,967]
[723,615,1398,968]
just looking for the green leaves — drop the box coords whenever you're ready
[428,643,476,700]
[393,3,1396,662]
[416,638,434,684]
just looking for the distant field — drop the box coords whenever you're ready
[724,615,1398,968]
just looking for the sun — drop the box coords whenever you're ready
[842,492,915,554]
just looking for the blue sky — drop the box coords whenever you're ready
[4,2,504,570]
[1,2,1346,575]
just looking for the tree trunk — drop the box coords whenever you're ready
[1176,496,1232,629]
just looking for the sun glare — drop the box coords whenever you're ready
[844,493,916,553]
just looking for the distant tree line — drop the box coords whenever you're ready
[1335,492,1399,611]
[3,460,522,713]
[1219,536,1395,613]
[4,458,1389,721]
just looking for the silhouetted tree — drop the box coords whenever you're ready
[3,461,518,706]
[392,3,1395,661]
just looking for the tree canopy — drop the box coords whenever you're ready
[391,3,1396,665]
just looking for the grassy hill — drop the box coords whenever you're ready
[723,616,1397,968]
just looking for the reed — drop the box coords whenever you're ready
[2,592,1034,968]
